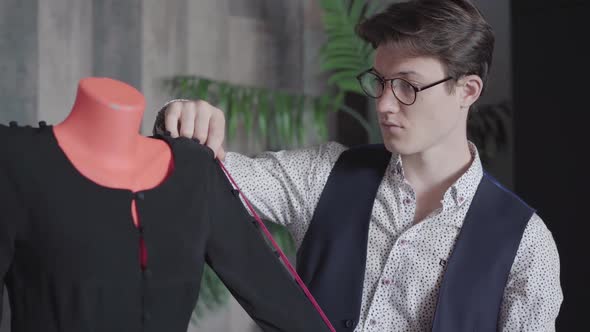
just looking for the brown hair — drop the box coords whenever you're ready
[356,0,495,92]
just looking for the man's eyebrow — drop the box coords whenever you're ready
[372,68,424,79]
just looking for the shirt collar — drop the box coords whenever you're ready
[391,141,484,212]
[449,142,483,208]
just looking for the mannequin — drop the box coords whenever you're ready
[0,77,332,331]
[53,77,170,269]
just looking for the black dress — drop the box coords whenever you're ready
[0,122,328,332]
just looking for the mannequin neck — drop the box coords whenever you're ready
[52,77,173,192]
[54,77,146,159]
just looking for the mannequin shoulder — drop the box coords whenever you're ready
[0,121,50,172]
[161,136,217,168]
[0,121,40,151]
[0,121,44,136]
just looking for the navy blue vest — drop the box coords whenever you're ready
[296,144,534,331]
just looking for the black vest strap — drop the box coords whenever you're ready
[296,144,391,330]
[431,173,534,332]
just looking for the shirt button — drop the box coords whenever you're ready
[403,198,412,205]
[458,196,465,203]
[382,279,391,285]
[399,239,409,245]
[369,319,377,325]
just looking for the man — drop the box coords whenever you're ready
[154,0,562,330]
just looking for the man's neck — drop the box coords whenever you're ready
[401,138,473,196]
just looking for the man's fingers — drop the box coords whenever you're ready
[165,99,227,160]
[193,101,211,144]
[179,103,197,138]
[217,147,226,161]
[164,102,183,138]
[206,111,226,159]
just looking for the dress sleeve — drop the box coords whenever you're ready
[0,163,27,326]
[204,159,330,331]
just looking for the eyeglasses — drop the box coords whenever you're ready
[356,68,454,105]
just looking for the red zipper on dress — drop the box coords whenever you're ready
[131,195,148,270]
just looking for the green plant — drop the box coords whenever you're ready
[166,76,337,325]
[467,101,513,165]
[166,76,337,149]
[318,0,383,142]
[168,3,381,321]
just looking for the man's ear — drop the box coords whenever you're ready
[457,75,484,108]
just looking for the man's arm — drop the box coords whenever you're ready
[204,159,331,331]
[219,145,344,245]
[499,213,563,331]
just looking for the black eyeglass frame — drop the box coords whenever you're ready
[356,68,454,105]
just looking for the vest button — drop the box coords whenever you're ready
[344,319,354,328]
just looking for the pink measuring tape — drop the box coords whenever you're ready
[218,160,336,332]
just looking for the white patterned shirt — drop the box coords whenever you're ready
[222,142,562,332]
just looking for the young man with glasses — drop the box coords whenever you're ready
[153,0,562,330]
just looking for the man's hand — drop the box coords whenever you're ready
[164,100,226,160]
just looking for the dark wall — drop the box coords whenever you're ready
[512,0,588,330]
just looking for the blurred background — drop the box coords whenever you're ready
[0,0,586,331]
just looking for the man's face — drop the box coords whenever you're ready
[373,43,467,156]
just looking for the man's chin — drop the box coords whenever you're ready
[382,137,418,156]
[383,141,406,155]
[381,134,401,153]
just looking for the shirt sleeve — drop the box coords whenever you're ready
[498,213,563,331]
[204,158,330,331]
[220,142,346,246]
